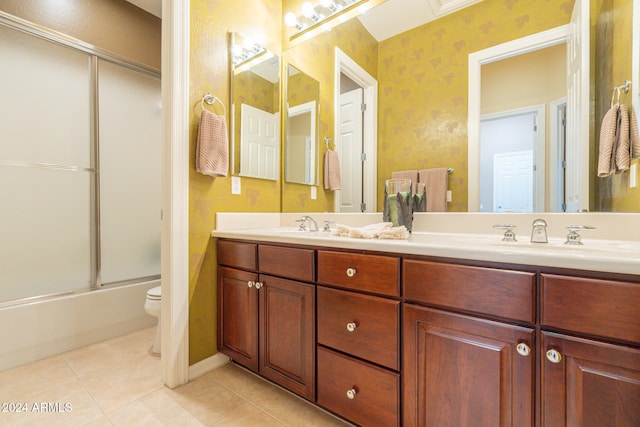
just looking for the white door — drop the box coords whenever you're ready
[338,87,363,212]
[240,103,279,180]
[493,150,534,212]
[565,0,589,212]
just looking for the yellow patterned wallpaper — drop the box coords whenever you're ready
[377,0,573,211]
[189,0,281,364]
[281,16,378,212]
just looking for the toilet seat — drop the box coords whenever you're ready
[146,286,161,300]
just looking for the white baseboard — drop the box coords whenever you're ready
[188,352,230,380]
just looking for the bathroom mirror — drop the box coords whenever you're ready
[285,64,320,185]
[278,0,640,213]
[229,31,280,180]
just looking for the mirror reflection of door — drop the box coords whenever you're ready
[286,101,316,184]
[240,104,279,180]
[480,111,542,212]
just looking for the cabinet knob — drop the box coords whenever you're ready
[255,282,263,289]
[247,281,254,288]
[546,349,563,364]
[346,267,357,277]
[346,322,357,332]
[346,388,357,400]
[516,342,531,357]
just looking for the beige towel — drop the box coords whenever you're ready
[331,222,409,240]
[615,103,630,173]
[598,104,619,177]
[391,170,418,186]
[324,150,341,190]
[196,109,228,177]
[418,168,449,212]
[630,106,640,158]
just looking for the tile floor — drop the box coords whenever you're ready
[0,327,352,426]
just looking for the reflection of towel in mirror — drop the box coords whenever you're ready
[631,106,640,158]
[615,103,630,173]
[418,168,449,212]
[331,222,409,240]
[324,150,341,190]
[196,109,228,177]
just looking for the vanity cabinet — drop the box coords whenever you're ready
[540,274,640,426]
[403,260,537,427]
[316,250,401,427]
[217,240,316,400]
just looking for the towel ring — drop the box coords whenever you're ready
[202,93,227,116]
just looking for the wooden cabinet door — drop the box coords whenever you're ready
[217,267,259,371]
[259,274,316,400]
[541,332,640,427]
[404,305,535,427]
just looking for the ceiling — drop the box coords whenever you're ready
[124,0,481,41]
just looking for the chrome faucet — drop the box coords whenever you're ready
[296,215,319,232]
[530,218,548,243]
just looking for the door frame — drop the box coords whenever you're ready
[333,47,378,212]
[468,24,570,211]
[549,97,567,212]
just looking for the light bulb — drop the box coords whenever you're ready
[320,0,337,11]
[301,2,317,19]
[284,12,298,28]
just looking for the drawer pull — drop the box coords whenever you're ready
[247,281,254,288]
[346,267,357,277]
[516,342,531,357]
[255,282,263,289]
[346,388,357,400]
[546,349,563,364]
[346,322,357,332]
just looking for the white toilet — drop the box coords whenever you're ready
[144,285,161,354]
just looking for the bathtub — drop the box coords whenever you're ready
[0,280,159,371]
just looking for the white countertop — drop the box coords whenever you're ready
[212,212,640,276]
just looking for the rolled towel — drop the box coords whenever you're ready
[330,222,409,240]
[615,103,630,173]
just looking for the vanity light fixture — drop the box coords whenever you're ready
[285,0,372,40]
[231,37,266,66]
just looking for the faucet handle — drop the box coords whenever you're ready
[493,224,517,242]
[323,220,335,232]
[565,225,595,245]
[295,217,307,231]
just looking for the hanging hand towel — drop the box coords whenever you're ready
[615,103,630,173]
[630,106,640,158]
[196,109,228,177]
[597,104,620,177]
[324,150,341,190]
[418,168,449,212]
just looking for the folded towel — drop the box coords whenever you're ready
[615,103,630,173]
[196,109,228,177]
[630,106,640,158]
[418,168,449,212]
[391,170,419,185]
[331,222,409,240]
[598,104,620,177]
[324,150,341,190]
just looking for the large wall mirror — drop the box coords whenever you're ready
[229,31,280,180]
[285,64,320,185]
[278,0,639,213]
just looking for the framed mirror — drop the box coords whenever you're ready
[229,31,280,180]
[285,64,320,185]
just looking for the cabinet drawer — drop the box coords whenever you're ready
[317,251,399,296]
[317,347,399,427]
[318,287,399,370]
[258,245,314,282]
[404,260,536,323]
[217,240,257,271]
[541,274,640,344]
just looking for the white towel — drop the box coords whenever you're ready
[324,150,341,190]
[331,222,409,240]
[196,109,228,177]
